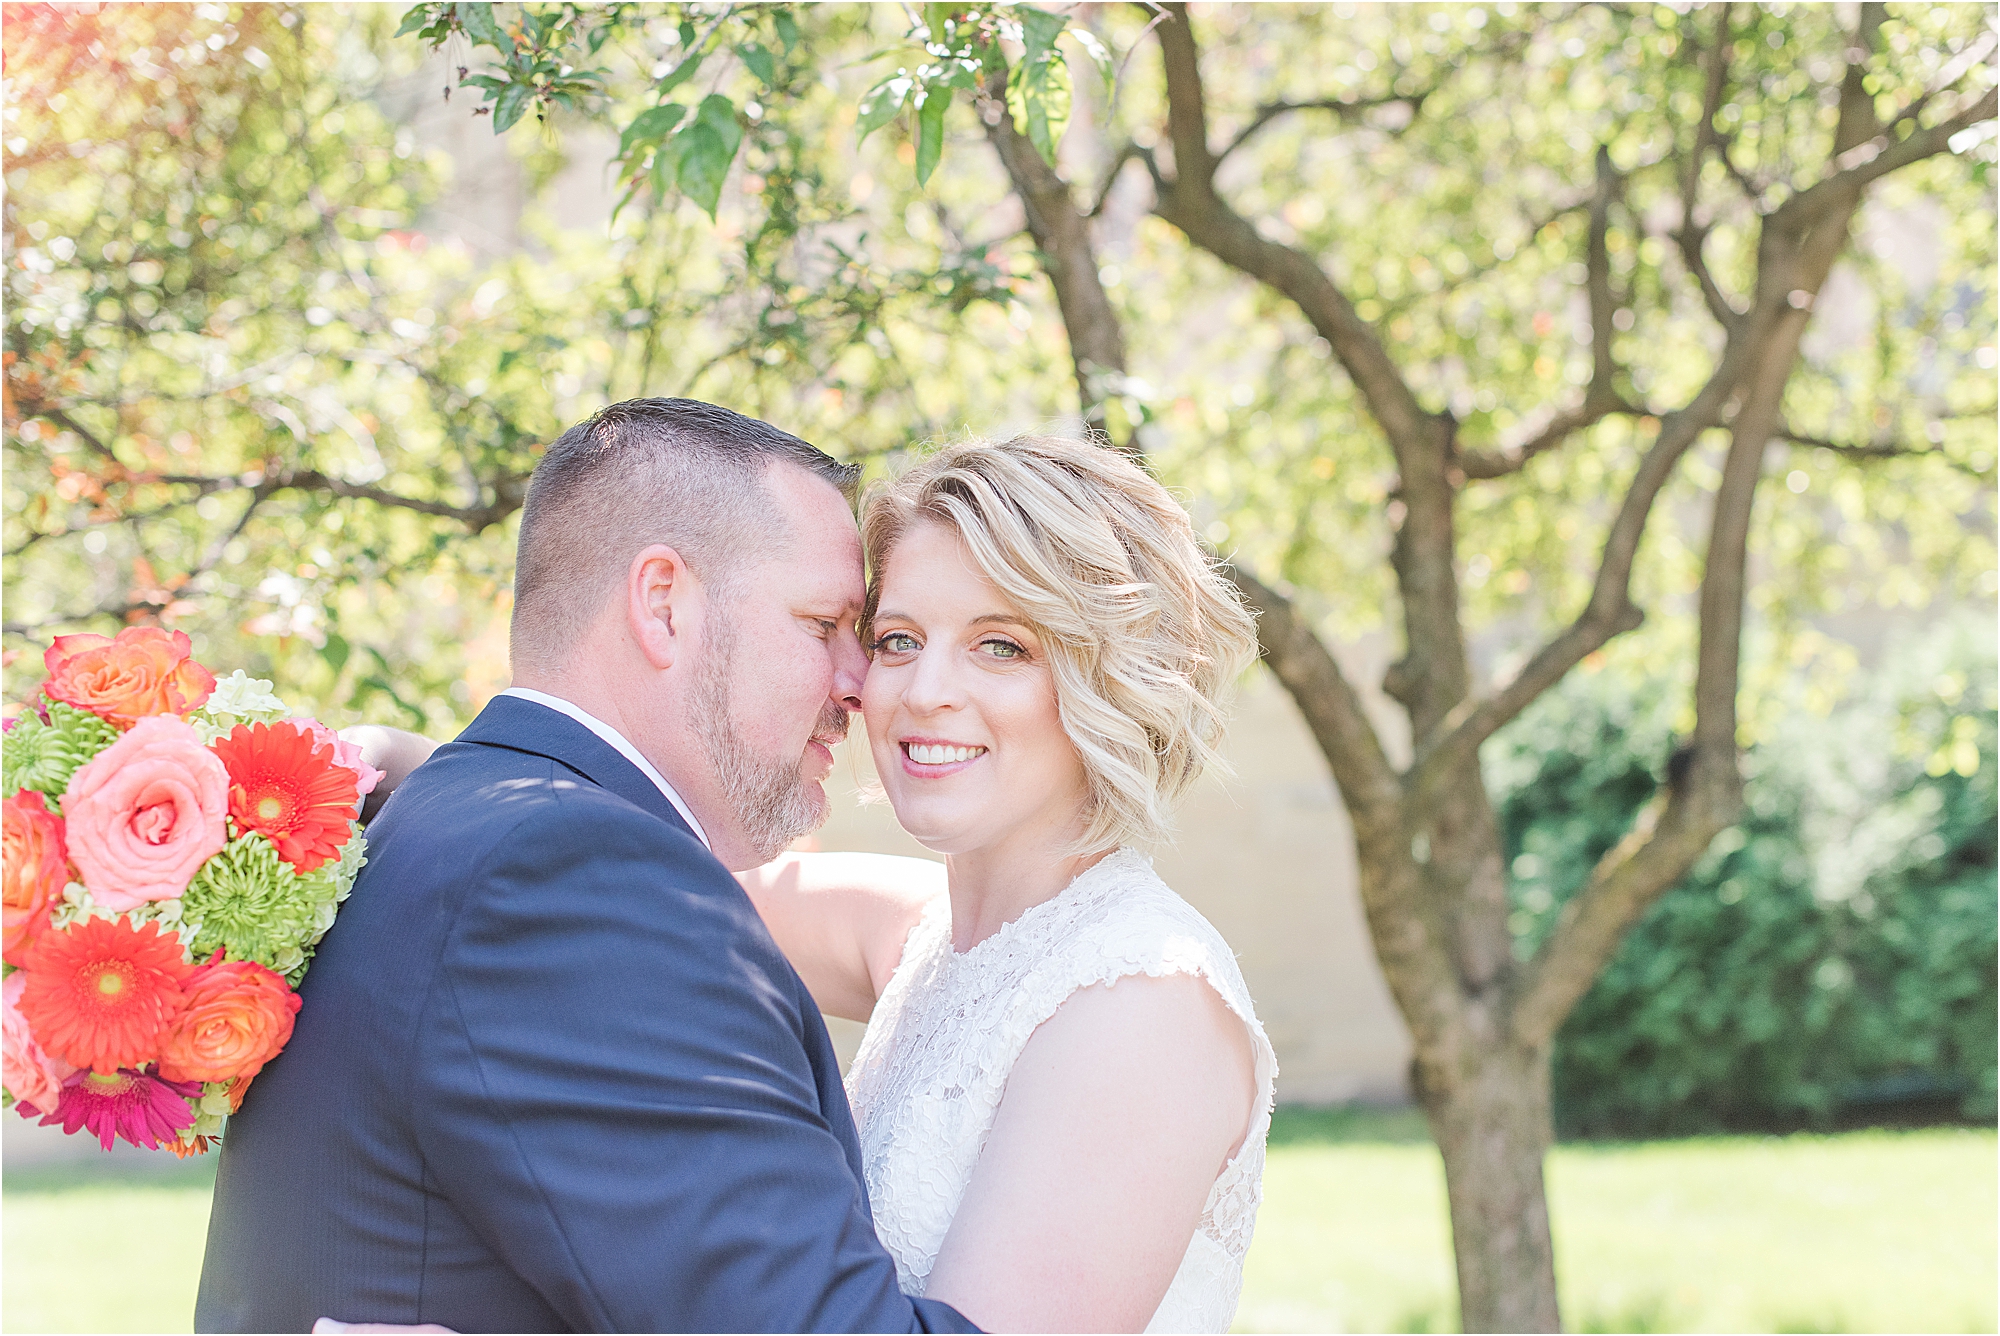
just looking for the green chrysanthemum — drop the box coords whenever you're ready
[181,832,326,984]
[295,820,366,950]
[2,703,120,802]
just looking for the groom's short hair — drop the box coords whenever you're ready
[510,398,858,675]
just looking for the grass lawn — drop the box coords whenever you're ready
[1238,1109,1997,1333]
[3,1111,1992,1333]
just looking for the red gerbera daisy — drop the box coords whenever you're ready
[209,722,360,873]
[18,916,194,1074]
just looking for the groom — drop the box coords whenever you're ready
[196,400,977,1332]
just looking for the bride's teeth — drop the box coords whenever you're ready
[908,743,985,765]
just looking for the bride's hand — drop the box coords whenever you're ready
[312,1320,455,1333]
[340,725,442,824]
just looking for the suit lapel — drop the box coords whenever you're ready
[454,695,699,843]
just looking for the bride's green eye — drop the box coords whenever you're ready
[980,638,1025,660]
[873,630,920,656]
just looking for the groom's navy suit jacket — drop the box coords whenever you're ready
[195,695,974,1333]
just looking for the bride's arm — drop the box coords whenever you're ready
[921,973,1257,1333]
[736,852,943,1023]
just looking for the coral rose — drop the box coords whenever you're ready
[3,970,77,1112]
[43,627,217,729]
[62,715,229,910]
[3,789,69,964]
[155,957,300,1086]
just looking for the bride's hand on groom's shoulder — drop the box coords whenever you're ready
[341,725,442,824]
[312,1320,455,1333]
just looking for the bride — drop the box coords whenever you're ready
[347,434,1273,1333]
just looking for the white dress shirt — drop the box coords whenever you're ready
[499,687,711,850]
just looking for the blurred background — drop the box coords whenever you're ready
[3,2,1994,1332]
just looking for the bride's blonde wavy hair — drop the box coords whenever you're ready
[860,435,1258,853]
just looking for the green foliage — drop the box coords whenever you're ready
[3,4,1081,735]
[400,2,1106,217]
[1490,619,1999,1136]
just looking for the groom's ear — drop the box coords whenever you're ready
[627,543,692,671]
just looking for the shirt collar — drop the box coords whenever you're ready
[497,687,711,850]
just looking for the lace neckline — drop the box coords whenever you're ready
[945,846,1141,959]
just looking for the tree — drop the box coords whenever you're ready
[8,4,1995,1330]
[402,4,1996,1327]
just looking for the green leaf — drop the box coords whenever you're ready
[394,4,436,39]
[618,102,687,159]
[915,87,947,186]
[737,41,776,88]
[1006,46,1072,168]
[492,81,532,133]
[650,131,687,200]
[677,95,743,217]
[457,1,505,50]
[693,93,744,158]
[923,3,956,46]
[655,46,707,96]
[1015,7,1068,63]
[1068,27,1115,97]
[774,10,800,53]
[320,633,351,676]
[856,73,913,141]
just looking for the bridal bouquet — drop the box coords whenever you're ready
[0,628,379,1156]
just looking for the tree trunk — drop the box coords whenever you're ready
[1420,1041,1561,1333]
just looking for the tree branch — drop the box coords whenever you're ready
[1887,28,1999,132]
[1457,148,1639,480]
[1781,422,1997,477]
[977,71,1130,447]
[1083,140,1144,218]
[1508,3,1897,1050]
[1217,89,1430,163]
[1224,562,1402,829]
[1769,84,1998,237]
[1151,1,1468,731]
[36,406,126,468]
[1410,342,1767,800]
[1224,560,1475,1039]
[1674,5,1747,328]
[124,465,528,532]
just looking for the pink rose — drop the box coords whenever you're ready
[61,715,228,910]
[284,719,384,797]
[3,971,77,1114]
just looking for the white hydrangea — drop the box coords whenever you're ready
[193,671,291,742]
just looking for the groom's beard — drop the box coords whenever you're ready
[690,629,848,863]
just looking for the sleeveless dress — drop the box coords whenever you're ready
[845,847,1278,1333]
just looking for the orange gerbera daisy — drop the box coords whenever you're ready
[18,917,194,1074]
[209,723,360,873]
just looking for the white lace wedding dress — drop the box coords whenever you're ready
[845,848,1277,1333]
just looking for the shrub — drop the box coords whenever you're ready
[1488,619,1998,1137]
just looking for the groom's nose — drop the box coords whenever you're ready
[830,621,868,713]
